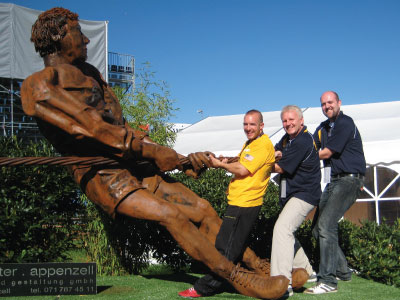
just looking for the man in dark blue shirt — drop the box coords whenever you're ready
[271,105,321,296]
[305,91,366,295]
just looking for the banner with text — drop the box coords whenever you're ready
[0,262,96,297]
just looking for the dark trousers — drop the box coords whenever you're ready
[312,176,363,287]
[194,205,261,296]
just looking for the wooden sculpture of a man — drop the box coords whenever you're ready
[21,7,292,299]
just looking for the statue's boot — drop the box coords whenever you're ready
[242,248,271,276]
[228,263,289,299]
[242,248,310,290]
[291,268,309,290]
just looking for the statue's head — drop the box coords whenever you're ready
[31,7,79,58]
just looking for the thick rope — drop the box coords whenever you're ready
[0,156,239,167]
[0,156,396,168]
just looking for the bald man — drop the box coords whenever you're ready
[179,109,278,298]
[305,91,366,295]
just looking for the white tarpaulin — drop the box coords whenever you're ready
[0,3,107,80]
[174,101,400,173]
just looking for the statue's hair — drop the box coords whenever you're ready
[280,105,303,119]
[31,7,79,57]
[245,109,263,123]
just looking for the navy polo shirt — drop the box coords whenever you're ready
[313,111,366,176]
[275,126,321,206]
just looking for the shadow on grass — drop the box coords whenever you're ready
[142,273,242,297]
[97,285,136,295]
[142,272,200,285]
[97,285,113,293]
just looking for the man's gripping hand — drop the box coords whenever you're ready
[184,151,214,178]
[275,150,283,162]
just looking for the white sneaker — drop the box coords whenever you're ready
[307,272,317,283]
[283,285,293,297]
[304,283,337,294]
[287,285,293,297]
[336,276,351,282]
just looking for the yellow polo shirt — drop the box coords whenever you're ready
[227,134,275,207]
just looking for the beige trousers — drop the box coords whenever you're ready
[270,197,314,283]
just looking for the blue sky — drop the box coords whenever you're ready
[8,0,400,124]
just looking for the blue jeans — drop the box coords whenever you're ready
[312,176,363,287]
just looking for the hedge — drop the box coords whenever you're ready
[0,136,83,263]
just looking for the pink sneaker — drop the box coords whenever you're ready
[178,287,202,298]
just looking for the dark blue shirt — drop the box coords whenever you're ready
[275,126,321,206]
[313,111,366,176]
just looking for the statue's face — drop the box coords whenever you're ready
[59,19,90,64]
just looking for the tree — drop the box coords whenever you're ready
[114,62,179,146]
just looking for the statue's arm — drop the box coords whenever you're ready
[21,68,136,158]
[20,68,181,171]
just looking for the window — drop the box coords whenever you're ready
[349,165,400,225]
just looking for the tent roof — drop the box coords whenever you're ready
[174,101,400,171]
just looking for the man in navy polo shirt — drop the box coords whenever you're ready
[305,91,366,295]
[271,105,321,296]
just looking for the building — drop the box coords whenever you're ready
[108,52,135,92]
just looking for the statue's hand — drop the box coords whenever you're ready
[142,143,182,172]
[184,151,214,178]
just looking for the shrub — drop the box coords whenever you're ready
[0,136,82,263]
[170,168,231,216]
[82,195,151,275]
[295,218,400,288]
[346,219,400,287]
[247,183,281,259]
[295,219,318,267]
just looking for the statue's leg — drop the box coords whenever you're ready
[154,179,270,270]
[116,189,230,274]
[116,189,289,299]
[153,178,222,243]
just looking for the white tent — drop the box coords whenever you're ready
[174,101,400,173]
[0,3,108,80]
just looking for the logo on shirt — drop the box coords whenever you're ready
[244,154,254,161]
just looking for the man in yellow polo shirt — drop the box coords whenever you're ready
[179,109,276,298]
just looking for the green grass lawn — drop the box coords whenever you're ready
[5,265,400,300]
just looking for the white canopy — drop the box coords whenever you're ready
[174,101,400,173]
[0,3,108,80]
